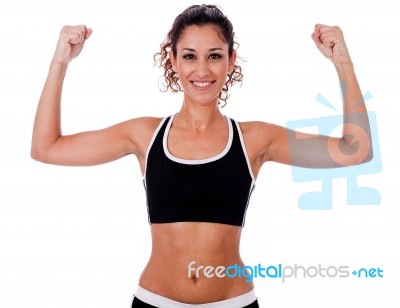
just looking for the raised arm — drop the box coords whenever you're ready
[31,25,150,166]
[248,24,372,170]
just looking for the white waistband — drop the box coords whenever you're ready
[134,285,257,308]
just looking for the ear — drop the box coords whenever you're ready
[169,51,177,72]
[228,51,237,73]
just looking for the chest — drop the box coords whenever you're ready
[167,129,229,160]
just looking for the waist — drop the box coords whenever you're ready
[149,222,241,254]
[139,261,254,303]
[134,285,257,307]
[138,222,253,303]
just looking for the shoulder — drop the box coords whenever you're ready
[236,120,287,162]
[125,116,165,134]
[236,120,281,142]
[117,116,166,157]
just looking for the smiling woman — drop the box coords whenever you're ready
[31,4,372,308]
[154,5,243,107]
[169,24,236,108]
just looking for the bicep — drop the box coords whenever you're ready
[36,120,137,166]
[263,124,371,168]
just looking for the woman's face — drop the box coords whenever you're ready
[171,24,235,106]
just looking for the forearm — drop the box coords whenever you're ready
[31,61,68,160]
[335,62,372,163]
[336,62,366,114]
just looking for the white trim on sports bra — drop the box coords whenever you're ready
[143,116,170,180]
[234,120,256,183]
[163,113,233,165]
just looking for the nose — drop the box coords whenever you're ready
[195,59,210,77]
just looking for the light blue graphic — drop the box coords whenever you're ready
[315,93,338,112]
[286,91,382,210]
[352,267,383,278]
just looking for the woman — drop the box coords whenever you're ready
[31,4,372,308]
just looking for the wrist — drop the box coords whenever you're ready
[50,56,70,68]
[334,62,355,80]
[49,59,69,75]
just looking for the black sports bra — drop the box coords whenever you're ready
[143,115,255,227]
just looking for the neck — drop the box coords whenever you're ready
[176,98,224,132]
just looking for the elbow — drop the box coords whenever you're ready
[343,132,374,166]
[30,147,44,162]
[361,147,373,164]
[31,134,58,163]
[31,136,64,164]
[349,145,373,166]
[31,137,43,162]
[334,137,373,167]
[364,147,373,163]
[356,136,374,165]
[30,144,50,163]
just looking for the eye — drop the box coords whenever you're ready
[209,53,222,60]
[183,54,196,60]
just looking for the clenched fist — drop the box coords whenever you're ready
[52,25,92,65]
[311,24,352,65]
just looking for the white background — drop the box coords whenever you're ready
[1,0,399,307]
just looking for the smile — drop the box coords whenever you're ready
[191,81,215,90]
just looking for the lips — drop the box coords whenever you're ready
[191,80,215,91]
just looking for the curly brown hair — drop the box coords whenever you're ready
[153,4,243,107]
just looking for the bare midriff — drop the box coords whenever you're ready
[139,222,254,304]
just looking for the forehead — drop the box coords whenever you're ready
[177,24,227,50]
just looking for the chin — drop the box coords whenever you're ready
[186,96,219,106]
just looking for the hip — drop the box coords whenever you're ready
[131,285,259,308]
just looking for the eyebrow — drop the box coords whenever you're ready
[182,48,224,52]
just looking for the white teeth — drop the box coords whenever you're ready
[193,81,211,88]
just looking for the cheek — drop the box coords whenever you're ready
[175,62,193,76]
[175,60,230,77]
[217,63,231,78]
